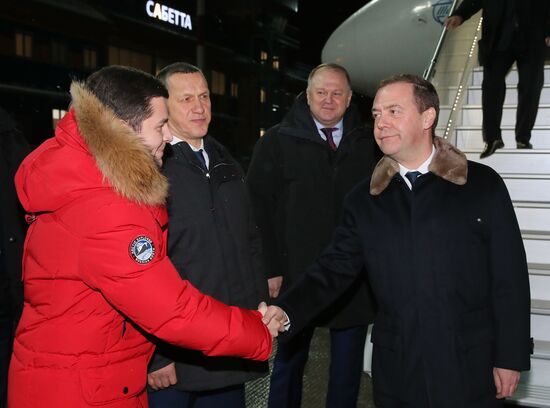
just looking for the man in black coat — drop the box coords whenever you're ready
[146,62,269,408]
[247,63,378,408]
[0,106,29,408]
[445,0,550,158]
[263,74,531,407]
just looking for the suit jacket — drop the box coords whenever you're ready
[276,137,531,407]
[452,0,550,64]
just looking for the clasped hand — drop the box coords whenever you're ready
[257,302,287,337]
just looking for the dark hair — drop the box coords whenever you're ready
[378,74,439,137]
[157,62,203,87]
[85,66,168,132]
[307,63,352,91]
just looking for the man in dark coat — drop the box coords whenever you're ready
[147,62,269,408]
[263,74,531,407]
[445,0,550,158]
[247,63,378,408]
[0,106,29,408]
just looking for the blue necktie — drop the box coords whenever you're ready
[405,171,422,185]
[193,149,207,170]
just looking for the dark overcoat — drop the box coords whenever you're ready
[149,136,269,391]
[277,138,531,407]
[247,93,378,328]
[0,107,29,324]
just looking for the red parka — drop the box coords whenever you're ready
[8,83,272,408]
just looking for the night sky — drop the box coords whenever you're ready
[297,1,370,65]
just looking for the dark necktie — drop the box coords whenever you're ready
[320,127,338,152]
[193,149,207,170]
[405,171,422,186]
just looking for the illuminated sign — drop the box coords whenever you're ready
[145,1,193,30]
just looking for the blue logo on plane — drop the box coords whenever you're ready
[433,0,453,25]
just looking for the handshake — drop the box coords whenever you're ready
[257,302,288,337]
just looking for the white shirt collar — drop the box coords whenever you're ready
[313,118,343,135]
[171,135,204,152]
[398,145,436,188]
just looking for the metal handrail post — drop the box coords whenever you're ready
[423,0,460,81]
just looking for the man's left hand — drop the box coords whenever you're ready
[545,36,550,47]
[148,362,177,391]
[493,367,520,399]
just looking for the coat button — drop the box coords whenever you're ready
[8,236,16,243]
[123,386,129,394]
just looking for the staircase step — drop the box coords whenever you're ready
[532,301,550,343]
[464,151,550,175]
[523,231,550,239]
[530,274,550,303]
[440,84,550,106]
[467,85,550,105]
[446,104,550,127]
[534,340,550,360]
[510,383,550,407]
[532,300,550,315]
[529,263,550,276]
[509,351,550,406]
[449,126,550,150]
[515,204,550,233]
[524,236,550,266]
[532,313,550,342]
[505,177,550,204]
[471,66,550,86]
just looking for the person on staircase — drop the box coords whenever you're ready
[445,0,550,158]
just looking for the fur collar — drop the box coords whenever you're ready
[70,82,168,206]
[370,136,468,195]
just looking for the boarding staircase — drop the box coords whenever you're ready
[432,10,550,405]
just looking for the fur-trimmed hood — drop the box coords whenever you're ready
[16,82,168,213]
[370,136,468,195]
[71,82,168,205]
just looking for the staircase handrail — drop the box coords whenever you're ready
[423,0,460,82]
[441,15,483,145]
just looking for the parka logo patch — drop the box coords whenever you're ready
[129,236,156,264]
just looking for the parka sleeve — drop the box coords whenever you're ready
[77,202,272,362]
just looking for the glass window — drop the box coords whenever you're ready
[108,45,152,73]
[52,109,67,130]
[211,70,226,95]
[260,50,268,62]
[15,32,33,58]
[272,56,280,70]
[83,48,97,70]
[51,41,67,65]
[230,82,238,98]
[260,88,266,103]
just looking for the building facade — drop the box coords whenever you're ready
[0,0,308,165]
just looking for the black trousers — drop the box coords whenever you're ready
[481,39,546,143]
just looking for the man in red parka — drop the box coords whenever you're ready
[8,66,278,408]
